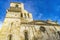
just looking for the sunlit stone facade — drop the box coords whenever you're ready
[0,2,60,40]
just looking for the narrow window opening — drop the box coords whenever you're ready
[28,14,29,18]
[21,13,23,17]
[9,34,12,40]
[57,31,60,37]
[24,31,28,40]
[24,13,26,18]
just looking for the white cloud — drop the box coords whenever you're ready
[55,16,58,19]
[56,6,60,11]
[0,21,3,29]
[37,13,43,19]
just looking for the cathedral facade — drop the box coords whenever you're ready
[0,2,60,40]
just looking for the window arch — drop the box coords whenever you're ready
[8,34,12,40]
[21,13,23,17]
[28,13,30,18]
[24,13,26,18]
[57,31,60,36]
[39,26,46,32]
[24,31,28,40]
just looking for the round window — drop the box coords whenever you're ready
[15,4,19,8]
[40,26,46,32]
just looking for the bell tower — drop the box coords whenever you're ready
[0,2,33,40]
[2,2,33,30]
[2,2,33,27]
[7,2,33,23]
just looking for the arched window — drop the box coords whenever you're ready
[28,14,29,18]
[24,31,28,40]
[24,13,26,18]
[8,34,12,40]
[21,13,23,17]
[39,26,46,32]
[57,31,60,37]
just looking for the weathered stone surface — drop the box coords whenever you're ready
[0,2,60,40]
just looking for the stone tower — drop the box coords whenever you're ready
[0,2,33,40]
[0,2,60,40]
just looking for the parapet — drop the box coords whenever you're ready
[10,2,24,9]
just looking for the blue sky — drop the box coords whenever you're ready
[0,0,60,27]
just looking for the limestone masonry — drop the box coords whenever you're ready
[0,2,60,40]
